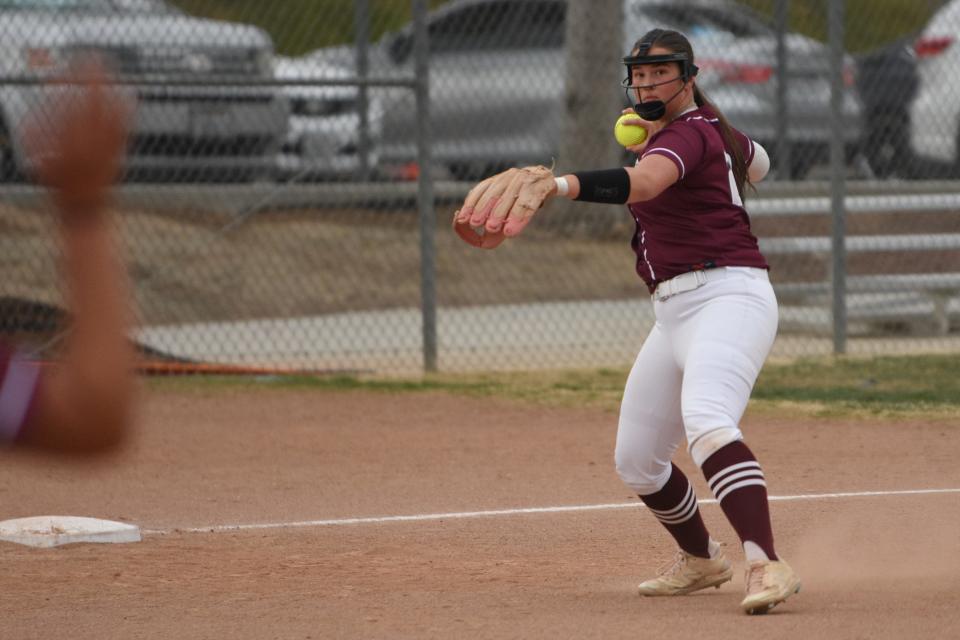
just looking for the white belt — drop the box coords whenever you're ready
[653,269,710,302]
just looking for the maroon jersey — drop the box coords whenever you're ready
[0,343,41,444]
[628,105,768,293]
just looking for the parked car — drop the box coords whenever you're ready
[908,0,960,177]
[316,0,863,180]
[274,54,383,181]
[0,0,289,182]
[854,36,919,179]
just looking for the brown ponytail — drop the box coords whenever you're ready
[694,85,753,200]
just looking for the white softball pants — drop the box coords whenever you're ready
[614,267,778,495]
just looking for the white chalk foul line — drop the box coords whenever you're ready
[142,487,960,536]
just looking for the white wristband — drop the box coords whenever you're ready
[554,176,569,197]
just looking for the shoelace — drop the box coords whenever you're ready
[746,564,766,594]
[657,550,688,577]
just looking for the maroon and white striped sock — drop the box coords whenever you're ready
[701,440,778,561]
[639,463,711,558]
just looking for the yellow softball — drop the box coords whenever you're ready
[614,113,648,147]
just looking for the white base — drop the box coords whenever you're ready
[0,516,141,548]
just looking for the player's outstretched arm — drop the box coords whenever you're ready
[16,57,136,453]
[452,154,681,251]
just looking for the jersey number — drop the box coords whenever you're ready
[725,152,743,207]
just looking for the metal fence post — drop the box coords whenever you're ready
[829,0,847,353]
[354,0,371,181]
[774,0,791,179]
[413,0,437,372]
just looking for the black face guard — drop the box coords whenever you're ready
[622,52,699,83]
[621,52,699,121]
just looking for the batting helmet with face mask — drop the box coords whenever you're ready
[621,32,699,121]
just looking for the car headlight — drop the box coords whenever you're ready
[22,47,64,76]
[24,45,132,78]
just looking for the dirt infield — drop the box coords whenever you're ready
[2,385,959,638]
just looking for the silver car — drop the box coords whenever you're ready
[908,0,960,177]
[0,0,289,182]
[327,0,863,180]
[274,54,384,181]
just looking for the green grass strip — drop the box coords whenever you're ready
[149,354,960,420]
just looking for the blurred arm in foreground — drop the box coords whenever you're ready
[2,57,136,454]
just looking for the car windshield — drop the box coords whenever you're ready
[110,0,169,12]
[634,4,773,40]
[0,0,168,11]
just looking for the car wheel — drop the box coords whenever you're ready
[447,162,488,181]
[788,156,814,181]
[863,110,912,178]
[448,161,516,182]
[953,124,960,179]
[0,122,21,182]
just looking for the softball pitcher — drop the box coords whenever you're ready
[454,28,800,615]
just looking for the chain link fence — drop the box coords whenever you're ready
[2,0,960,376]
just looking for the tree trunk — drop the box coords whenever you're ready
[549,0,627,237]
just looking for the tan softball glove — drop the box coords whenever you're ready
[453,165,555,249]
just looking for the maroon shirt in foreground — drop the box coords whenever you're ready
[0,344,41,444]
[628,105,768,294]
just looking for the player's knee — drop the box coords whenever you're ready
[688,427,742,468]
[614,448,671,495]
